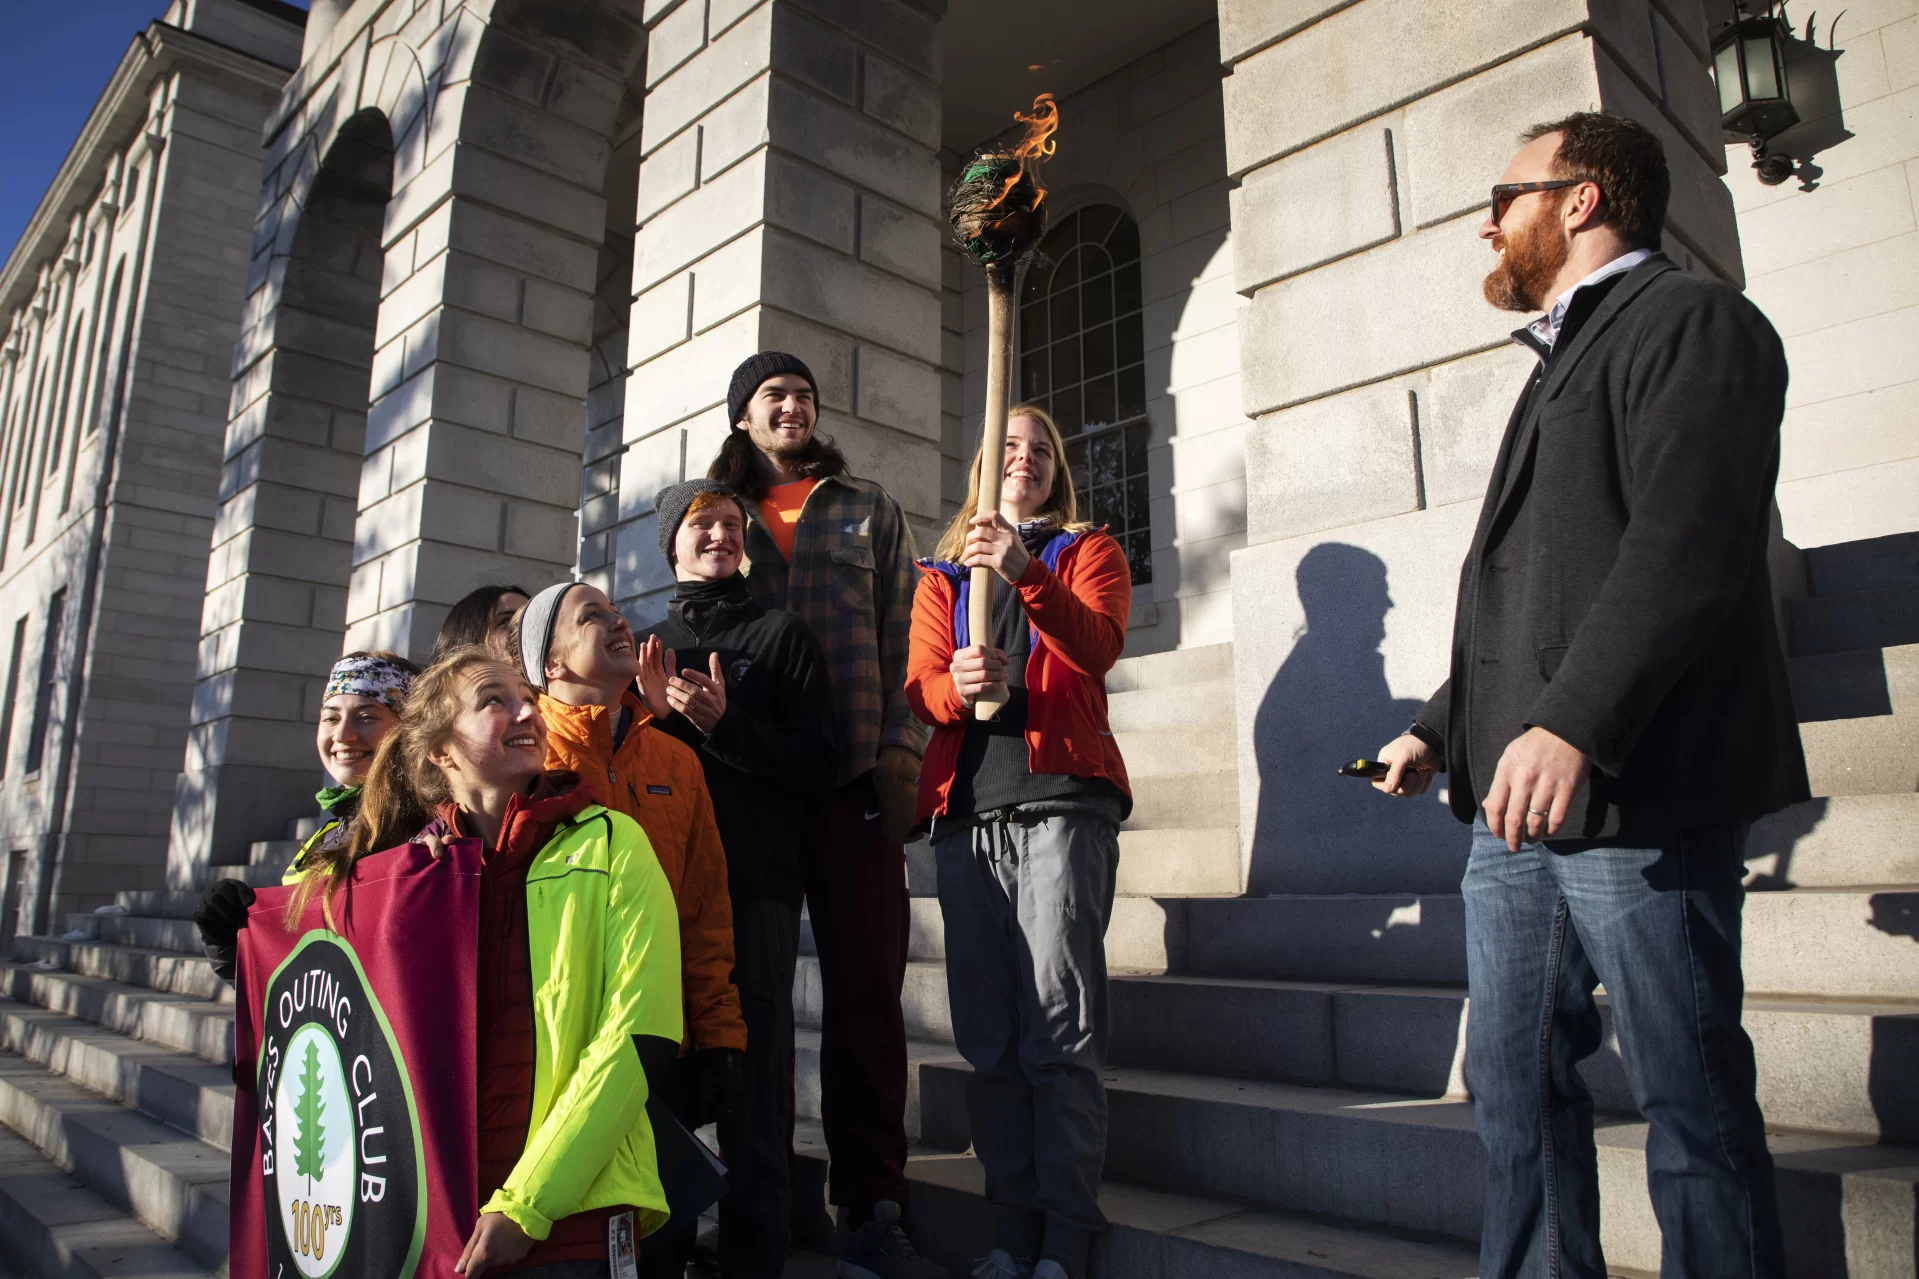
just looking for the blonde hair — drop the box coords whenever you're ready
[285,646,516,926]
[935,403,1089,563]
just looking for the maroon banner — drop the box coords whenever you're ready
[230,842,481,1279]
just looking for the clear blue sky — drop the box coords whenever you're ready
[0,1,308,265]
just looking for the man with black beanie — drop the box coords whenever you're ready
[706,354,942,1278]
[640,478,838,1278]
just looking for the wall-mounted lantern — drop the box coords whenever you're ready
[1712,2,1801,183]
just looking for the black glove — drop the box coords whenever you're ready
[692,1047,745,1127]
[193,879,255,951]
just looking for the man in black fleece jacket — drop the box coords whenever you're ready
[639,478,837,1278]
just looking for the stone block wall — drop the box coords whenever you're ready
[0,1,299,927]
[172,0,648,883]
[1220,0,1741,895]
[607,0,946,624]
[1732,0,1919,547]
[954,21,1243,654]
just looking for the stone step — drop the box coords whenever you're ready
[1176,890,1919,999]
[1804,530,1919,597]
[908,828,1240,898]
[1790,642,1919,795]
[71,917,200,957]
[0,1123,216,1279]
[1115,827,1241,895]
[1106,642,1235,694]
[1106,679,1234,733]
[800,894,1186,973]
[796,958,955,1046]
[798,959,1918,1142]
[1112,723,1237,777]
[1747,792,1919,888]
[790,1119,1483,1279]
[221,862,294,890]
[882,889,1919,996]
[792,1030,963,1145]
[1124,771,1239,834]
[1789,583,1919,657]
[12,939,229,1005]
[0,1050,228,1268]
[0,965,234,1066]
[111,893,200,921]
[289,815,325,841]
[0,1003,235,1152]
[908,1056,1919,1271]
[249,837,300,870]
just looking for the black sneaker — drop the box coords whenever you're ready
[835,1200,950,1279]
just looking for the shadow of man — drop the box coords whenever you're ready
[1248,543,1467,897]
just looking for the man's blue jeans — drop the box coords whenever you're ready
[1462,816,1783,1279]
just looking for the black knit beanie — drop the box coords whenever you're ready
[656,479,745,563]
[727,351,817,428]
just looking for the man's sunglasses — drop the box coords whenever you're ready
[1489,180,1583,226]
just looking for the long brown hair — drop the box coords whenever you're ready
[935,403,1089,563]
[430,584,529,664]
[285,646,513,925]
[708,426,848,501]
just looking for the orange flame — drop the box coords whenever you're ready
[987,94,1059,211]
[1008,93,1059,161]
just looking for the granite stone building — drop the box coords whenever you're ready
[0,0,1914,1273]
[0,0,304,937]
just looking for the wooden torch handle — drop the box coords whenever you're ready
[970,271,1016,721]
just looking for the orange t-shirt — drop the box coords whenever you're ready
[760,478,818,562]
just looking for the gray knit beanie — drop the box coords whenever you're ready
[726,351,817,427]
[517,581,581,691]
[656,479,745,564]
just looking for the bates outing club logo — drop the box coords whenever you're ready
[259,933,425,1277]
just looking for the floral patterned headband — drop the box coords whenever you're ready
[323,654,415,714]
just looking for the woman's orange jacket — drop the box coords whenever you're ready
[539,689,747,1053]
[906,528,1132,822]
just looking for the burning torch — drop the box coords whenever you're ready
[946,93,1058,720]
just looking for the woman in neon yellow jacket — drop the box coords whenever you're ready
[299,645,684,1275]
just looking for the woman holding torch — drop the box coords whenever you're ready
[904,405,1131,1279]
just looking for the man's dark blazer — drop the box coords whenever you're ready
[1416,253,1810,839]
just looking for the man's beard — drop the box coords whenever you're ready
[760,428,816,468]
[1483,211,1570,313]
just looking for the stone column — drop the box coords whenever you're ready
[170,0,647,882]
[344,11,644,656]
[607,0,947,620]
[1218,0,1741,896]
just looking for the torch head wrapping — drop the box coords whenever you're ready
[947,94,1058,278]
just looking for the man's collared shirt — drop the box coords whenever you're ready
[1525,247,1654,355]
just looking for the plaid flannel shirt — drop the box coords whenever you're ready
[740,473,930,785]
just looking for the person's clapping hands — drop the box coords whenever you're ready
[635,634,673,722]
[667,652,728,734]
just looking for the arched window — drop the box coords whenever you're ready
[1018,205,1151,584]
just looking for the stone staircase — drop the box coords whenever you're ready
[791,538,1919,1278]
[0,817,310,1276]
[0,534,1910,1276]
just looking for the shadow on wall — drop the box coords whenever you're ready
[1247,542,1468,896]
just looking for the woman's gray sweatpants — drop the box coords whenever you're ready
[933,809,1118,1273]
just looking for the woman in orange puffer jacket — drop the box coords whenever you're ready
[511,583,747,1149]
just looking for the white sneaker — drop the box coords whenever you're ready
[1031,1261,1071,1279]
[970,1250,1033,1279]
